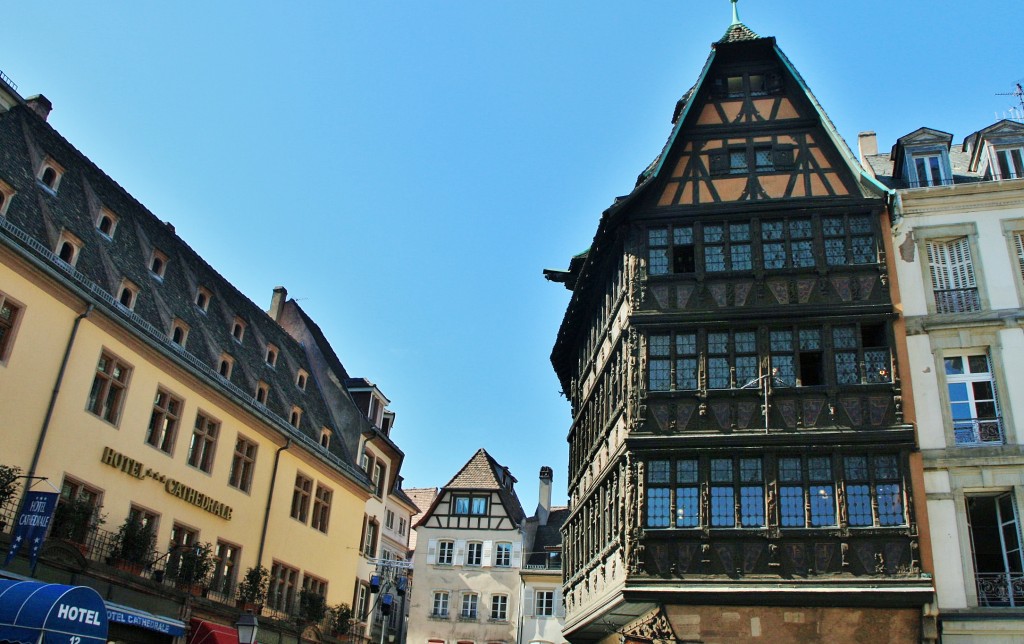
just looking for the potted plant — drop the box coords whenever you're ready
[50,493,105,552]
[298,588,327,624]
[328,603,352,638]
[0,464,20,532]
[109,515,156,573]
[236,564,269,612]
[170,542,214,595]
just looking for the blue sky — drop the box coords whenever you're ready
[3,1,1021,510]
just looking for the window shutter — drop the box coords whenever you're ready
[555,588,565,618]
[482,540,493,567]
[454,539,466,565]
[1015,233,1024,283]
[948,237,976,289]
[523,588,534,617]
[927,241,951,291]
[426,538,437,565]
[772,146,794,169]
[708,151,727,175]
[511,541,523,568]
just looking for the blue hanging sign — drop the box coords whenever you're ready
[3,491,59,570]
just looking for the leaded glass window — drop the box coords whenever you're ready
[740,458,764,527]
[770,330,795,385]
[676,333,698,390]
[648,228,669,275]
[649,335,671,391]
[710,458,735,527]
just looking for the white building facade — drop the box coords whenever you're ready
[862,120,1024,642]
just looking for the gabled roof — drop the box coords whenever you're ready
[525,506,569,568]
[417,449,526,527]
[963,119,1024,172]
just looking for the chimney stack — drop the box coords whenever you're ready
[858,131,878,161]
[25,95,52,121]
[269,286,288,321]
[536,466,553,525]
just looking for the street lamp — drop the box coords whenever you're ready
[235,613,259,644]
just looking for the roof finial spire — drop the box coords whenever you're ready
[731,0,741,25]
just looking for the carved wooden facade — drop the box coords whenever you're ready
[549,24,931,644]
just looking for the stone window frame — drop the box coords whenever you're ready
[228,435,258,493]
[117,279,138,310]
[187,410,220,474]
[145,386,184,455]
[55,229,83,267]
[194,286,212,313]
[148,248,168,279]
[95,207,119,239]
[926,327,1017,448]
[291,472,312,523]
[86,349,133,426]
[1001,218,1024,308]
[913,222,989,315]
[217,353,234,379]
[36,158,64,194]
[0,289,25,365]
[0,179,16,217]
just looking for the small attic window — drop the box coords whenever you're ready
[55,231,82,267]
[255,381,269,405]
[265,344,278,368]
[218,353,234,379]
[296,369,308,391]
[994,147,1024,180]
[232,317,246,343]
[149,249,168,279]
[195,286,212,312]
[0,181,16,217]
[170,319,189,347]
[289,406,302,429]
[319,428,331,448]
[909,153,948,187]
[117,280,138,310]
[96,208,118,238]
[37,160,64,193]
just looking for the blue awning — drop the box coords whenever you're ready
[0,580,108,644]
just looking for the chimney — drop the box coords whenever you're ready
[536,466,553,525]
[269,286,288,321]
[858,131,878,161]
[25,95,52,121]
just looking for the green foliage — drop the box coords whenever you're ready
[328,603,353,635]
[169,542,215,587]
[298,588,327,623]
[237,565,269,606]
[50,494,105,543]
[0,464,20,509]
[112,515,156,564]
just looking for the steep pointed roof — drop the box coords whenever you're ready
[719,22,759,43]
[440,448,526,524]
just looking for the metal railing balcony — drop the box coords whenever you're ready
[934,288,982,314]
[976,572,1024,607]
[954,418,1004,446]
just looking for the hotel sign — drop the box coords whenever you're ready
[101,446,233,520]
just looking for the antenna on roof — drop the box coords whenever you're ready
[996,79,1024,123]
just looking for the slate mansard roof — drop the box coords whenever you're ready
[0,100,368,484]
[525,506,568,568]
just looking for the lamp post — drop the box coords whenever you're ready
[235,613,259,644]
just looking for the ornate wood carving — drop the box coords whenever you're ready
[622,608,678,643]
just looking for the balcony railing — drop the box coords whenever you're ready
[934,288,981,314]
[954,418,1004,446]
[977,572,1024,607]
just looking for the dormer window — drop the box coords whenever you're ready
[296,369,308,391]
[170,319,189,347]
[713,71,782,99]
[37,160,64,193]
[117,280,138,310]
[194,286,211,312]
[55,231,83,267]
[255,381,269,405]
[994,147,1024,180]
[910,153,947,187]
[319,428,331,448]
[265,344,278,367]
[0,180,14,217]
[231,317,246,343]
[218,353,234,379]
[149,249,168,279]
[289,406,302,428]
[96,208,118,238]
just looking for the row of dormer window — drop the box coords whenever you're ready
[47,224,314,410]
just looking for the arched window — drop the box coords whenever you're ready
[40,167,57,188]
[58,242,75,263]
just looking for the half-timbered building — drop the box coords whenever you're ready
[406,449,527,644]
[546,8,934,643]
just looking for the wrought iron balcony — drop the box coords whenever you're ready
[934,288,981,314]
[954,418,1004,446]
[976,572,1024,607]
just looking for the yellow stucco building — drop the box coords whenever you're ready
[0,76,377,644]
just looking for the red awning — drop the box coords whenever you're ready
[188,619,239,644]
